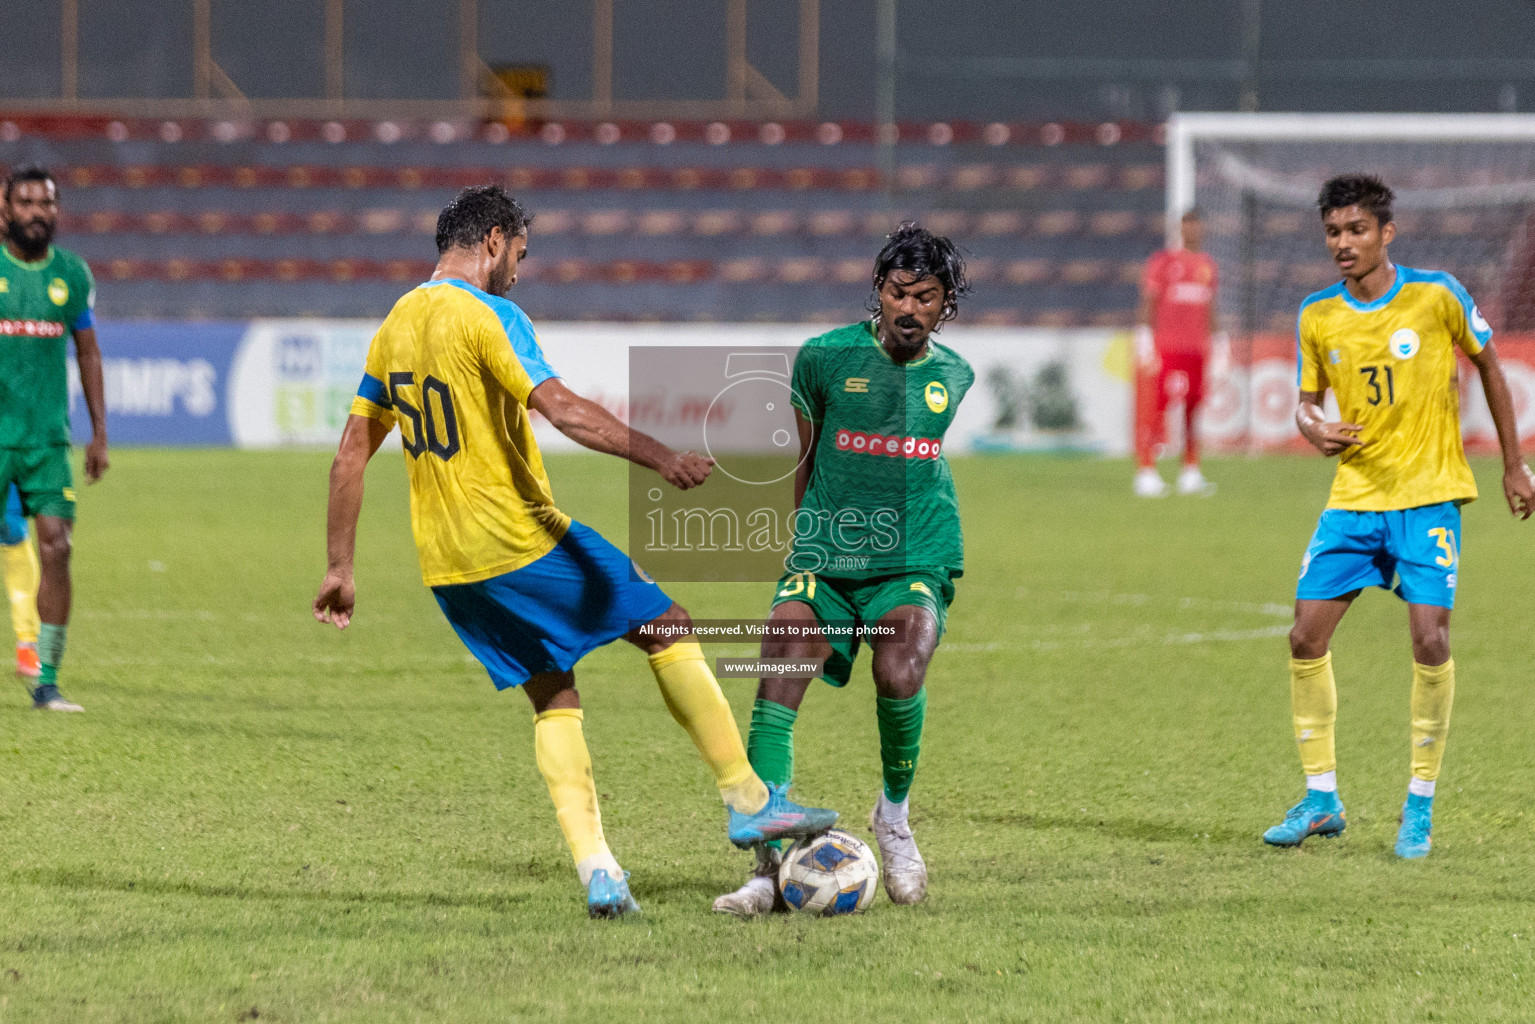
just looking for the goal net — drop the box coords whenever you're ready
[1166,113,1535,454]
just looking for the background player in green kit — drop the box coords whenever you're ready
[714,224,973,915]
[0,166,108,711]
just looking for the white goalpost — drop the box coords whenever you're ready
[1163,113,1535,452]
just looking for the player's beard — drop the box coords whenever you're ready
[883,314,930,354]
[6,215,54,260]
[486,248,514,295]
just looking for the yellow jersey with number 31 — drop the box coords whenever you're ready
[350,279,570,586]
[1296,266,1491,512]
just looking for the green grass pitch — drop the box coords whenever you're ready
[2,449,1532,1022]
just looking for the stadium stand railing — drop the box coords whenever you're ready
[1,115,1164,324]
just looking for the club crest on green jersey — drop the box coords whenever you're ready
[924,381,948,413]
[48,278,69,306]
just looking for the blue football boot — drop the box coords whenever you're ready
[727,783,839,849]
[587,869,641,919]
[1262,790,1346,847]
[1395,794,1434,860]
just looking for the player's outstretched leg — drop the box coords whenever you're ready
[714,623,820,916]
[1396,655,1454,860]
[525,673,640,918]
[631,605,837,849]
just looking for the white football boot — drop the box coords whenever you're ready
[871,794,927,905]
[1133,466,1169,498]
[711,845,782,917]
[1176,464,1217,497]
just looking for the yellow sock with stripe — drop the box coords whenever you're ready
[648,639,769,815]
[1290,653,1338,787]
[532,708,621,886]
[1409,659,1455,796]
[1,539,40,644]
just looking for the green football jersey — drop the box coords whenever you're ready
[0,245,96,448]
[788,320,974,578]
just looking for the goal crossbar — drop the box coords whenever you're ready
[1166,112,1535,247]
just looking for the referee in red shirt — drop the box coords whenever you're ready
[1133,208,1228,497]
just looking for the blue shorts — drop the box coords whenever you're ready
[1296,502,1462,609]
[432,521,673,689]
[1,484,26,546]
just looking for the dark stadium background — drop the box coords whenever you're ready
[5,0,1535,324]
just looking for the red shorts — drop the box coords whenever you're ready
[1154,350,1206,416]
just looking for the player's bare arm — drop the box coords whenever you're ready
[72,326,109,481]
[1296,390,1364,457]
[313,413,392,629]
[1468,341,1535,518]
[528,377,713,490]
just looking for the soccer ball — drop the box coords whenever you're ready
[778,829,879,916]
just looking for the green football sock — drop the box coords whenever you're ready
[747,698,797,853]
[877,689,927,803]
[37,622,66,689]
[747,698,796,787]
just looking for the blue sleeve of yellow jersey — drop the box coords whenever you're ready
[486,296,559,388]
[1434,273,1492,355]
[469,291,561,388]
[467,297,559,406]
[351,371,397,426]
[1295,309,1320,390]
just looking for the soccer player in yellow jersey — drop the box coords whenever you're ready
[312,186,837,917]
[1264,174,1535,859]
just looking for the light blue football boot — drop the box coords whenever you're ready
[587,869,641,919]
[1395,794,1434,860]
[727,783,839,849]
[1262,790,1346,847]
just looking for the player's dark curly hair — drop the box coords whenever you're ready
[867,222,970,323]
[1317,174,1394,226]
[4,165,56,201]
[435,184,531,254]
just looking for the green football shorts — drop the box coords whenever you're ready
[768,568,956,686]
[0,445,76,520]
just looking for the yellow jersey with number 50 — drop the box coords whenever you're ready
[350,278,570,586]
[1296,266,1491,512]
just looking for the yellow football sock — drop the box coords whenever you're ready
[648,639,769,815]
[1290,653,1337,776]
[533,708,620,885]
[1410,659,1455,782]
[1,539,40,645]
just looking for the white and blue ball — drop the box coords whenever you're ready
[778,829,879,916]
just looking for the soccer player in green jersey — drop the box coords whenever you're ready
[714,224,974,915]
[0,166,109,711]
